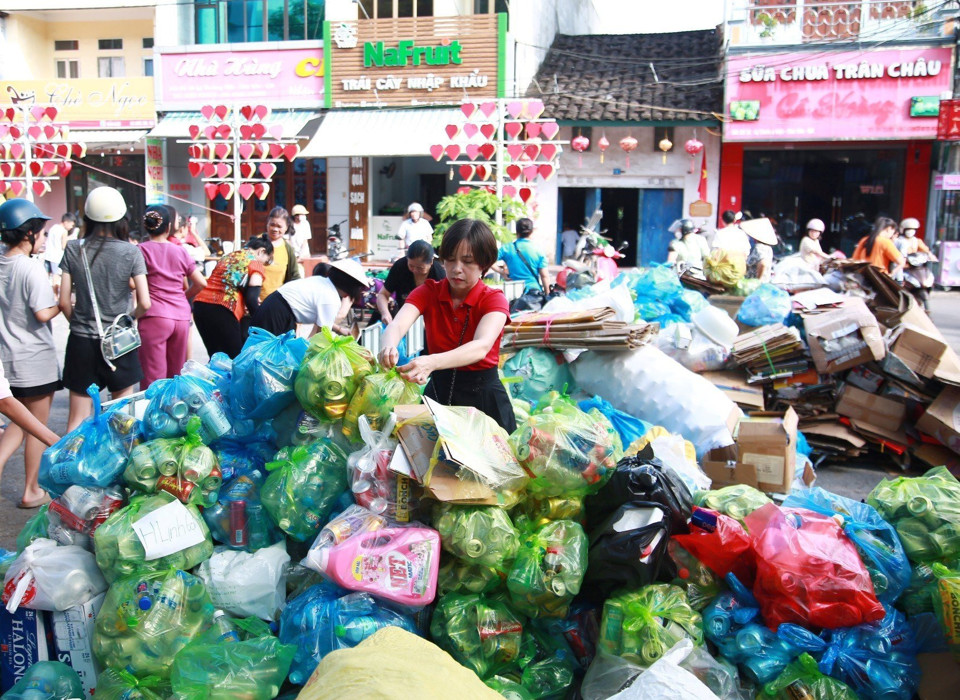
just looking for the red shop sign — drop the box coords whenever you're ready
[938,99,960,141]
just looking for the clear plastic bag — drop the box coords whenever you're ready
[93,669,170,700]
[695,485,771,523]
[142,373,232,443]
[202,471,285,551]
[762,653,858,700]
[347,416,420,522]
[2,661,84,700]
[342,369,421,442]
[737,283,792,327]
[430,591,525,680]
[507,518,588,619]
[195,542,290,622]
[578,396,653,450]
[435,503,520,571]
[294,327,375,422]
[231,328,309,421]
[2,538,107,612]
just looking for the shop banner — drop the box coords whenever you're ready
[145,138,165,205]
[0,78,155,128]
[156,45,324,110]
[937,98,960,141]
[724,47,953,142]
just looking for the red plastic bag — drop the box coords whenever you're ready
[672,507,755,584]
[745,503,884,630]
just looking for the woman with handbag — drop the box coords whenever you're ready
[59,187,151,431]
[0,198,62,508]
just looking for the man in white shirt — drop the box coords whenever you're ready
[396,202,433,250]
[560,222,579,260]
[290,204,313,259]
[712,210,751,259]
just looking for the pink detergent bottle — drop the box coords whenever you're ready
[312,527,441,606]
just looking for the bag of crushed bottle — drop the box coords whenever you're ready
[931,562,960,660]
[866,466,960,564]
[214,436,276,482]
[295,326,375,422]
[485,676,534,699]
[783,487,910,604]
[434,502,521,572]
[510,392,621,498]
[38,384,139,497]
[502,348,578,404]
[92,568,215,679]
[762,653,858,700]
[142,373,232,443]
[672,507,754,583]
[203,470,284,552]
[667,539,723,612]
[230,327,309,421]
[2,538,107,612]
[342,368,421,442]
[430,591,525,680]
[737,283,792,327]
[507,518,588,619]
[15,504,51,553]
[195,542,290,622]
[94,491,214,583]
[583,503,672,604]
[169,614,296,700]
[777,609,920,700]
[438,559,504,596]
[598,584,702,668]
[260,439,349,542]
[694,485,771,524]
[578,396,653,451]
[44,484,126,550]
[745,503,885,630]
[1,660,84,700]
[93,669,170,700]
[302,504,388,572]
[513,620,580,699]
[347,415,420,522]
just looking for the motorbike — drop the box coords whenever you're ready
[591,241,629,283]
[326,219,349,261]
[903,250,937,311]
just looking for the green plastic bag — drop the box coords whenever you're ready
[170,634,296,699]
[93,669,170,700]
[867,466,960,563]
[94,491,214,583]
[695,484,771,523]
[438,559,504,596]
[430,592,525,680]
[16,504,49,553]
[260,440,348,541]
[598,584,703,666]
[668,540,723,611]
[93,569,214,679]
[434,503,520,571]
[342,368,421,442]
[506,519,587,619]
[294,327,375,422]
[761,653,858,700]
[2,661,83,699]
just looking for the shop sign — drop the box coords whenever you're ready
[145,138,165,205]
[937,98,960,141]
[724,47,953,142]
[0,78,155,128]
[934,174,960,190]
[689,200,712,217]
[324,15,502,108]
[348,157,369,251]
[156,45,324,110]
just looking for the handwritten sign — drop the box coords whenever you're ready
[132,499,205,560]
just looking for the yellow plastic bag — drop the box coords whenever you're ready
[342,369,422,442]
[704,249,746,289]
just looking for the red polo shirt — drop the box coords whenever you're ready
[405,278,509,370]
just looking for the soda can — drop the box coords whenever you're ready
[129,446,159,480]
[202,464,223,492]
[62,484,103,520]
[157,475,196,503]
[182,448,215,484]
[197,399,231,439]
[230,500,249,547]
[58,434,86,462]
[109,411,138,436]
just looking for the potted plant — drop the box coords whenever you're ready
[432,188,528,246]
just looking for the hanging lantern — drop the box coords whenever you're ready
[598,134,610,164]
[571,133,590,167]
[620,135,638,168]
[658,136,673,165]
[684,138,704,173]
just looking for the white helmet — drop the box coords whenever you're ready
[408,202,424,213]
[900,217,920,231]
[329,258,371,288]
[805,218,825,233]
[84,187,127,223]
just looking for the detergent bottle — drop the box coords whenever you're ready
[310,527,441,607]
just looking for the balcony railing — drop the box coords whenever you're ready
[728,0,954,46]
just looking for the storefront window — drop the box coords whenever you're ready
[312,160,327,213]
[273,161,288,211]
[195,0,325,44]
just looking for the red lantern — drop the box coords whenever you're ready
[571,134,590,167]
[598,134,610,164]
[620,135,638,168]
[684,138,704,173]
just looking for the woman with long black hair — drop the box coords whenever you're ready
[852,216,904,277]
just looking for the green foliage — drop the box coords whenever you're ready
[433,188,528,245]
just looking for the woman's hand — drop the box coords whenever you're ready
[379,346,399,369]
[398,355,436,385]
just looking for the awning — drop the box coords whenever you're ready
[147,111,318,139]
[300,108,461,158]
[72,130,149,146]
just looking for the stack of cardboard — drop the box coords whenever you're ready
[503,307,657,350]
[731,324,807,382]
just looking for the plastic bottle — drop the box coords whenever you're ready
[314,505,387,549]
[309,527,441,606]
[212,609,240,643]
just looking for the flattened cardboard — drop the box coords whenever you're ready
[891,324,948,379]
[916,387,960,456]
[701,371,765,410]
[835,384,906,434]
[803,297,885,374]
[889,301,960,386]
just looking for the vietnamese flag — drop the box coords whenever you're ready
[698,146,708,201]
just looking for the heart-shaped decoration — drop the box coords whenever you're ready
[202,162,217,178]
[188,161,202,177]
[541,122,559,140]
[217,124,231,139]
[522,165,538,181]
[42,160,57,176]
[251,123,266,139]
[0,181,7,193]
[446,144,461,160]
[526,123,542,139]
[214,143,230,159]
[189,124,201,140]
[463,123,479,139]
[0,125,7,138]
[56,143,70,158]
[72,143,86,158]
[504,122,523,139]
[238,182,255,200]
[269,125,284,140]
[258,143,271,158]
[0,163,11,177]
[282,144,299,161]
[188,145,201,159]
[27,125,42,140]
[10,144,24,159]
[218,182,233,199]
[9,182,24,197]
[239,124,253,140]
[459,164,475,181]
[479,143,495,160]
[240,163,255,178]
[254,105,269,120]
[479,102,497,117]
[525,100,545,119]
[429,144,444,161]
[260,163,277,178]
[445,124,459,139]
[540,144,558,160]
[480,123,495,139]
[461,103,477,119]
[45,106,58,121]
[8,126,21,140]
[524,144,540,160]
[216,163,231,178]
[506,164,522,180]
[238,143,255,159]
[204,183,219,200]
[476,165,489,181]
[503,185,517,199]
[31,106,46,121]
[29,161,42,177]
[43,125,57,141]
[519,187,532,203]
[203,125,217,140]
[59,161,72,177]
[240,105,254,120]
[507,101,524,119]
[539,164,555,180]
[13,163,25,177]
[201,105,215,120]
[269,143,284,158]
[4,108,15,122]
[33,181,48,197]
[466,144,481,160]
[215,105,229,120]
[506,144,523,161]
[254,183,270,200]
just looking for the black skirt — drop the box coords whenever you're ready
[250,292,297,336]
[425,367,517,434]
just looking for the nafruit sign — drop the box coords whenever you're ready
[363,39,463,68]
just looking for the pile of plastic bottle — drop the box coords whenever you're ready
[1,325,959,699]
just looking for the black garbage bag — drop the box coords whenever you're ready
[509,289,546,315]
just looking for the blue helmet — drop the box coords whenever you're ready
[0,198,50,231]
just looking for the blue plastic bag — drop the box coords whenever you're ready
[142,373,233,443]
[502,348,577,403]
[634,300,671,323]
[629,265,683,304]
[203,470,284,551]
[782,487,910,604]
[737,283,792,327]
[39,385,140,496]
[668,288,709,321]
[231,328,309,422]
[577,395,651,449]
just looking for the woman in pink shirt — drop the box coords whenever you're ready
[138,205,207,386]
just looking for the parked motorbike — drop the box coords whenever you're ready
[592,241,629,283]
[327,219,349,260]
[903,251,937,311]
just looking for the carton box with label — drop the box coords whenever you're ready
[916,386,960,456]
[803,297,885,374]
[0,606,50,692]
[835,384,906,434]
[50,593,105,697]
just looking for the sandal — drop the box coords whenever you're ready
[17,493,52,509]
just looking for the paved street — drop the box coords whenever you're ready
[2,291,959,550]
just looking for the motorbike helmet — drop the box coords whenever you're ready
[84,186,127,223]
[407,202,424,213]
[680,218,696,235]
[900,217,920,234]
[805,218,825,233]
[0,198,50,231]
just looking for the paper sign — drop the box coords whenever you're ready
[132,500,205,560]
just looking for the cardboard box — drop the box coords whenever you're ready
[702,407,810,493]
[804,297,885,374]
[891,324,948,379]
[0,606,50,692]
[916,386,960,455]
[835,384,906,434]
[50,593,105,698]
[701,371,765,410]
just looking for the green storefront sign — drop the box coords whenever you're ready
[363,40,463,68]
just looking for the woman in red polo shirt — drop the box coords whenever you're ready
[378,219,516,432]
